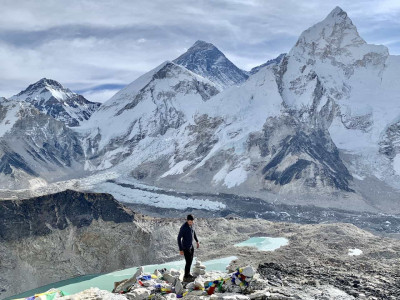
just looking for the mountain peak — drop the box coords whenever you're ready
[37,77,64,88]
[291,6,366,55]
[175,40,222,61]
[191,40,216,50]
[11,78,100,127]
[16,78,65,96]
[327,6,347,19]
[322,6,355,29]
[173,41,248,88]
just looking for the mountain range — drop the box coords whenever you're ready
[1,6,400,214]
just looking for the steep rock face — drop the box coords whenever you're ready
[0,190,151,298]
[0,98,85,189]
[380,120,400,159]
[0,189,134,241]
[11,78,101,127]
[258,115,353,192]
[173,40,249,88]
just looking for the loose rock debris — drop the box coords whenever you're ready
[111,261,266,299]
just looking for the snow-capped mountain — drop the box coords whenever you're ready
[76,6,400,213]
[1,7,400,213]
[77,55,359,207]
[277,6,400,183]
[173,40,248,88]
[80,61,220,170]
[111,61,356,200]
[249,53,286,75]
[0,97,85,189]
[11,78,101,127]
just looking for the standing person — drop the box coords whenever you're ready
[177,214,200,282]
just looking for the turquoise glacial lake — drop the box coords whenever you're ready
[7,256,237,299]
[234,237,289,251]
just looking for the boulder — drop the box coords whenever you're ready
[185,282,195,290]
[154,269,162,277]
[163,272,177,284]
[125,288,151,300]
[242,266,255,278]
[113,267,144,293]
[194,277,205,290]
[175,279,184,295]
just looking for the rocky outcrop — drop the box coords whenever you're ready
[0,190,151,298]
[258,115,353,192]
[380,120,400,159]
[258,260,400,299]
[0,189,134,241]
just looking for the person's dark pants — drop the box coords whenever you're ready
[183,247,194,277]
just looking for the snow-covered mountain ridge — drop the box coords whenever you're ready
[11,78,101,127]
[1,6,400,214]
[0,97,85,189]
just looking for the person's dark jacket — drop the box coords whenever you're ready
[177,222,198,251]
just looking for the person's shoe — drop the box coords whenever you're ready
[183,276,195,282]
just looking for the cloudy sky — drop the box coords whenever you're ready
[1,0,399,102]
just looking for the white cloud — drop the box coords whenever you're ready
[0,0,399,98]
[81,89,120,103]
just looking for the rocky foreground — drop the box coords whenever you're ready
[1,190,400,299]
[50,221,400,300]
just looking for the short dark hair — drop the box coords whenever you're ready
[187,214,194,221]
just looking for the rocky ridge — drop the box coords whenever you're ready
[0,98,86,190]
[249,53,286,75]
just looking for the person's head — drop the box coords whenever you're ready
[186,214,194,226]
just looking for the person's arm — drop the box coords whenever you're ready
[194,230,199,243]
[177,227,184,251]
